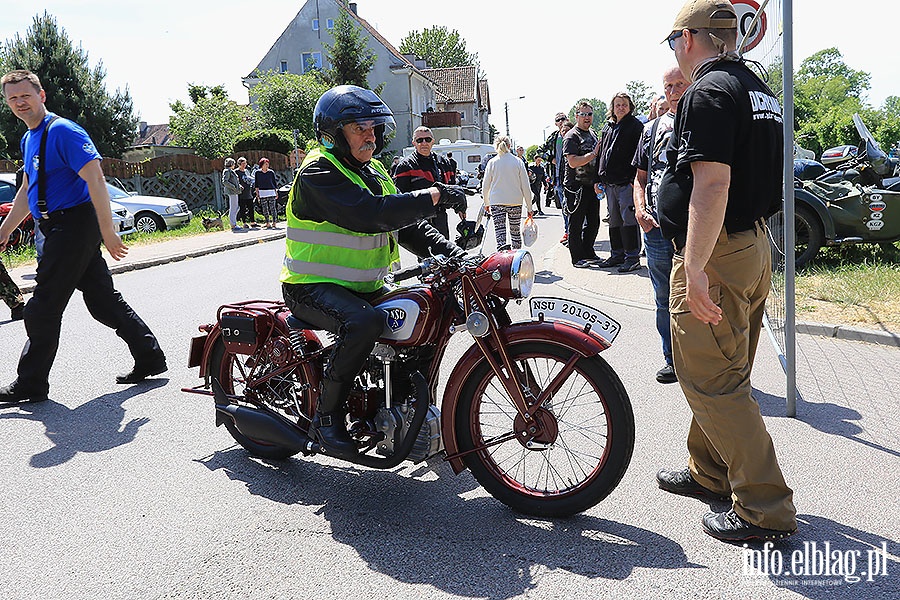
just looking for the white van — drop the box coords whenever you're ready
[402,139,495,181]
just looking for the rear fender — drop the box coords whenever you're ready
[441,320,608,474]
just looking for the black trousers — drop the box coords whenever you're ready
[565,184,600,264]
[17,203,162,392]
[238,196,255,223]
[282,282,385,385]
[531,182,543,211]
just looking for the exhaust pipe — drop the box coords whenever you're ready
[212,379,317,454]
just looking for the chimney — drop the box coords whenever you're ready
[139,121,148,136]
[349,2,358,14]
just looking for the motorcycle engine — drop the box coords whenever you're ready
[374,404,442,463]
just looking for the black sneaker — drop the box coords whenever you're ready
[656,364,677,384]
[702,509,797,542]
[593,256,625,268]
[0,380,48,404]
[617,258,642,273]
[116,355,168,384]
[656,467,731,502]
[573,259,594,269]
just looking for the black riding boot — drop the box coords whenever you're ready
[311,379,357,457]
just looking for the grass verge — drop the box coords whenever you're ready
[794,242,900,332]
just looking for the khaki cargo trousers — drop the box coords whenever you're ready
[670,222,797,531]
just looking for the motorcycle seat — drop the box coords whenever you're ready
[286,315,317,330]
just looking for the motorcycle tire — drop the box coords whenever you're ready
[209,338,305,460]
[794,204,824,268]
[455,342,634,518]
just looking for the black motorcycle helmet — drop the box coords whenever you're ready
[313,85,395,160]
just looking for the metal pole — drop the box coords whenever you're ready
[505,102,510,136]
[783,0,798,417]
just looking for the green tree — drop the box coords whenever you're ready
[794,48,870,155]
[251,72,327,142]
[625,80,656,117]
[323,9,376,89]
[168,85,250,158]
[0,11,137,159]
[398,26,478,68]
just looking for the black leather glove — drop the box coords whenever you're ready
[434,182,468,213]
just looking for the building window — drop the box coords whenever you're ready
[280,61,288,73]
[312,19,319,31]
[326,19,335,29]
[458,111,466,121]
[301,52,323,74]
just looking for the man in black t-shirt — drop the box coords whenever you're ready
[563,101,601,267]
[655,0,797,543]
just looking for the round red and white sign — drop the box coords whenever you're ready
[733,0,768,53]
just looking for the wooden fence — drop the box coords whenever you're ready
[2,150,305,213]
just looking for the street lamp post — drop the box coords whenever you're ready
[504,95,525,137]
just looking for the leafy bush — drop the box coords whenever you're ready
[233,129,296,155]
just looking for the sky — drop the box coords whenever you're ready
[2,0,897,149]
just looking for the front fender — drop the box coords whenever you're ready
[795,186,836,241]
[440,320,609,474]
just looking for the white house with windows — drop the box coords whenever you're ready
[240,0,489,156]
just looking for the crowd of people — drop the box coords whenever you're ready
[0,0,797,547]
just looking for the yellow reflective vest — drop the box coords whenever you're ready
[280,148,399,293]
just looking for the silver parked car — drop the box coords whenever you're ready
[0,172,136,239]
[106,182,192,233]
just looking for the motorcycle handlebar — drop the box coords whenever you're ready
[388,264,423,284]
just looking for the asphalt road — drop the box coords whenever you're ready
[1,199,897,599]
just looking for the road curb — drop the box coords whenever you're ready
[795,321,900,348]
[546,243,900,348]
[15,231,286,294]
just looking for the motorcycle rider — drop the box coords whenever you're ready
[281,85,467,458]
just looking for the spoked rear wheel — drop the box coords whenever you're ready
[209,338,309,460]
[456,342,634,517]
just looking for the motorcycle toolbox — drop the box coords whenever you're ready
[218,304,277,354]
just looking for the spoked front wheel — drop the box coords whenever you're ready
[455,342,634,517]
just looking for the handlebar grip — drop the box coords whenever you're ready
[389,265,423,283]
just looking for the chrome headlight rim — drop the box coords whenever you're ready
[510,249,535,299]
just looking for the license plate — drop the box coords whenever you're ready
[529,297,621,344]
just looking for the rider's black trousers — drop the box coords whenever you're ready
[282,282,385,385]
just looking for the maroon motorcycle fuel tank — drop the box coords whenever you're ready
[374,285,443,347]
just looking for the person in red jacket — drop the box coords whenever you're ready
[393,127,463,238]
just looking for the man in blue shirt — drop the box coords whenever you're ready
[0,69,166,404]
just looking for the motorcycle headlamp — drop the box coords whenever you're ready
[510,250,535,298]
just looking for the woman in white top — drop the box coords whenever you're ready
[481,136,533,249]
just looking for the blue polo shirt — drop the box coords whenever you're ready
[20,112,101,218]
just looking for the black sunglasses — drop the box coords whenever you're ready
[667,29,697,50]
[415,136,433,143]
[576,111,593,117]
[555,117,565,122]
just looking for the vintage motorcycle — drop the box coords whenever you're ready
[787,114,900,267]
[183,247,634,518]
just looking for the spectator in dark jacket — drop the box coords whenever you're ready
[595,92,644,272]
[236,157,257,228]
